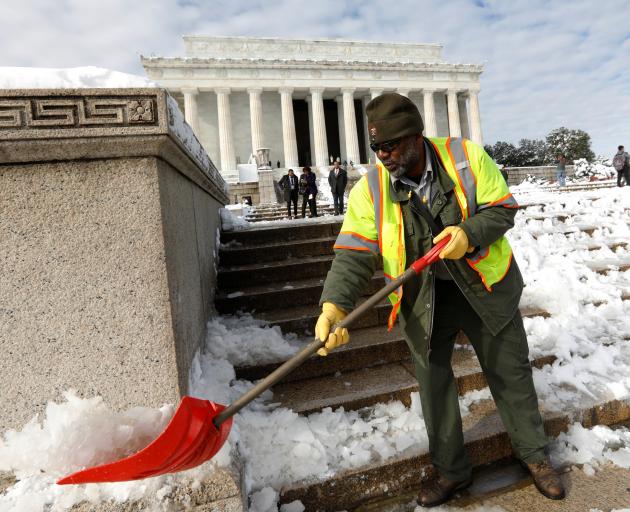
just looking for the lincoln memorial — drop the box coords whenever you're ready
[142,36,484,183]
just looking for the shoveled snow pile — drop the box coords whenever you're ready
[0,66,156,89]
[552,423,630,475]
[204,314,300,367]
[573,158,616,181]
[220,207,251,231]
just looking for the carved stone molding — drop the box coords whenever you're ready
[0,88,228,204]
[0,96,157,131]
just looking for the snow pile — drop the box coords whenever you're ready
[220,207,251,231]
[521,173,549,186]
[250,488,304,512]
[315,167,334,206]
[509,188,630,411]
[0,393,192,511]
[0,392,172,477]
[203,314,300,368]
[573,158,616,181]
[0,66,156,89]
[552,423,630,475]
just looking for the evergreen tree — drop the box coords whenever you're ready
[545,127,595,162]
[486,141,519,166]
[518,139,549,166]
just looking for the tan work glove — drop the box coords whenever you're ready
[433,226,475,260]
[315,302,349,356]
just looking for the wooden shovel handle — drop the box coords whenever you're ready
[213,236,450,427]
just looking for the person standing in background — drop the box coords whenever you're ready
[279,168,299,219]
[328,160,348,215]
[556,154,567,187]
[299,166,318,218]
[612,145,630,187]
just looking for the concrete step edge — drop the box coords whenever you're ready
[274,354,556,416]
[278,398,630,510]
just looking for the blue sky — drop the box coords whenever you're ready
[2,0,629,156]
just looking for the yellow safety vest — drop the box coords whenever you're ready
[334,137,518,329]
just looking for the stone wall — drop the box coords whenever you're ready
[0,88,229,432]
[504,165,575,186]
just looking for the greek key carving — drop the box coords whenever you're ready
[0,97,157,131]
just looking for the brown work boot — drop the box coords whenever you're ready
[417,474,472,508]
[525,458,566,500]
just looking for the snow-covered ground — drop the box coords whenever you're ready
[1,184,630,512]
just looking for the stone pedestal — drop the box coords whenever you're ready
[257,169,276,204]
[0,88,229,432]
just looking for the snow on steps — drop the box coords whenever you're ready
[215,210,630,511]
[278,398,630,511]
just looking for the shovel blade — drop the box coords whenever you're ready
[57,396,232,484]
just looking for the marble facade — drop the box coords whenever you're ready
[142,36,484,183]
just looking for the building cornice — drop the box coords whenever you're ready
[141,56,484,74]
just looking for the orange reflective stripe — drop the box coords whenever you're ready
[482,192,518,208]
[387,301,401,331]
[334,232,379,253]
[333,245,372,251]
[339,230,377,243]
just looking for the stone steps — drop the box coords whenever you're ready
[235,306,552,384]
[216,271,385,313]
[352,430,630,511]
[270,351,556,416]
[217,254,335,289]
[235,324,407,382]
[219,235,337,265]
[254,301,549,337]
[244,203,337,222]
[221,219,342,246]
[256,300,393,336]
[277,398,630,510]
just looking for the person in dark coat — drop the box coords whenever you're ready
[299,166,318,218]
[279,168,299,218]
[328,160,348,215]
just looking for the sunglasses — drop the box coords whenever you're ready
[370,137,403,153]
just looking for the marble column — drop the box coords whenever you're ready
[182,87,199,135]
[447,89,462,138]
[362,95,371,162]
[306,96,315,166]
[342,88,360,165]
[468,90,483,146]
[215,88,236,172]
[279,88,299,169]
[423,89,437,138]
[248,88,264,155]
[310,88,329,168]
[370,88,384,100]
[335,95,346,162]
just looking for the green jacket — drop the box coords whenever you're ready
[320,139,523,360]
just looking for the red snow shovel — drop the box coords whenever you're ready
[57,236,451,485]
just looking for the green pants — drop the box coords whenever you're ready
[411,279,548,481]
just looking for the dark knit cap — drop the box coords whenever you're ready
[366,93,424,144]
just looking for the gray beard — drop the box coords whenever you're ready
[389,165,407,178]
